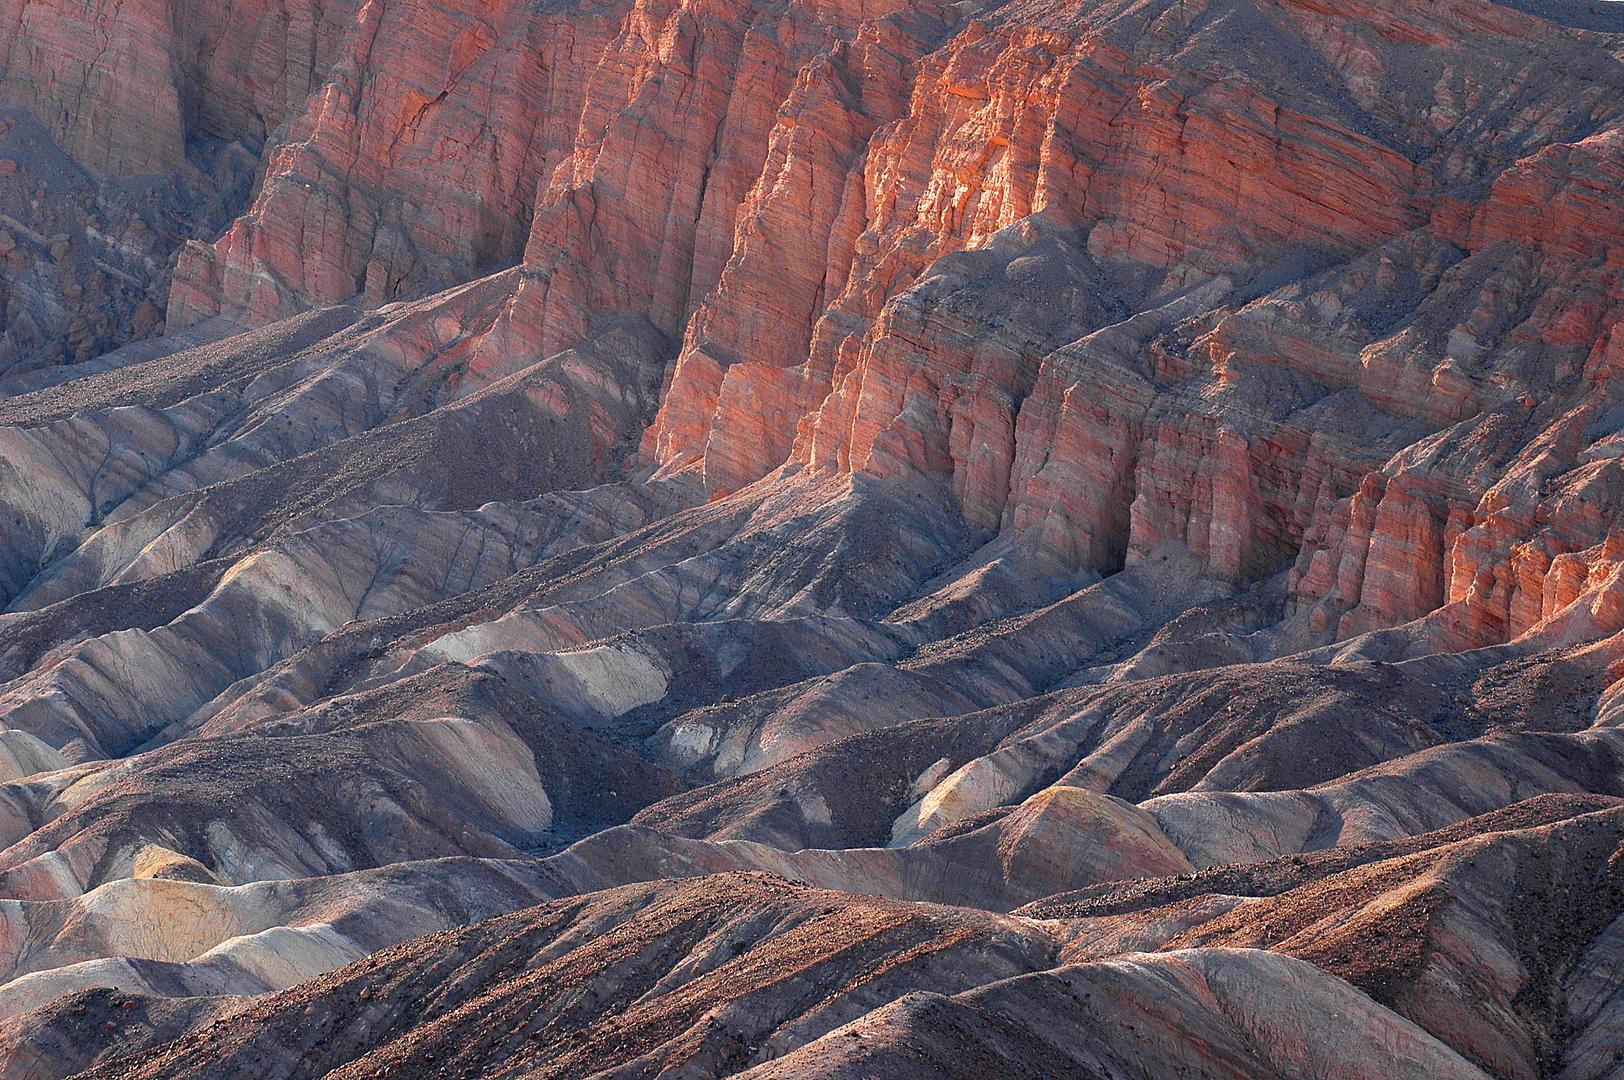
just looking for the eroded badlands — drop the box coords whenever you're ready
[5,0,1624,1074]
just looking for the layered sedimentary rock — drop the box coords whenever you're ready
[5,0,1624,1076]
[77,0,1624,672]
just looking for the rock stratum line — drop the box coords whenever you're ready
[3,0,1624,1075]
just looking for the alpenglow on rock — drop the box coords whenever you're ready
[3,0,1624,1076]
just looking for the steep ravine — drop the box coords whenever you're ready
[5,0,1624,1077]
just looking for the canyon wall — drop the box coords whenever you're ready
[89,0,1624,654]
[8,1,1624,1076]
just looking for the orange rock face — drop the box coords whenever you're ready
[17,1,1624,1075]
[0,0,363,175]
[120,0,1624,659]
[168,0,618,331]
[13,0,1624,656]
[615,0,1624,659]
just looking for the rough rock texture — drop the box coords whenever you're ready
[742,948,1493,1080]
[76,875,1063,1079]
[5,0,1624,1076]
[0,104,254,381]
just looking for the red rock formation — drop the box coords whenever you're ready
[85,0,1624,666]
[0,0,364,176]
[4,0,1624,649]
[15,2,1624,1075]
[170,0,615,331]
